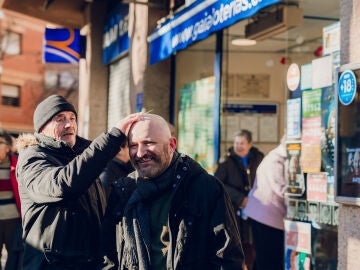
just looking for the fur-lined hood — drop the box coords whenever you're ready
[16,133,38,152]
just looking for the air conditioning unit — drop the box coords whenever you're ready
[245,6,303,41]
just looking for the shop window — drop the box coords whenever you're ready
[170,0,196,12]
[1,84,20,106]
[1,31,21,55]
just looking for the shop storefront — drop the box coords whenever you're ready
[149,0,282,171]
[149,0,340,268]
[103,2,131,130]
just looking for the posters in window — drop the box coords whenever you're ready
[178,76,215,173]
[286,141,305,196]
[287,98,301,139]
[284,220,311,270]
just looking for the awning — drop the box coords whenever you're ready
[148,0,280,64]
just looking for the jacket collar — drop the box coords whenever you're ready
[33,132,90,155]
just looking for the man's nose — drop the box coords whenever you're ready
[64,119,73,128]
[136,144,147,157]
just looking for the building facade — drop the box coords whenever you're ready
[0,9,79,135]
[0,0,359,268]
[0,9,47,134]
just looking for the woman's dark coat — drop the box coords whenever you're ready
[215,147,264,208]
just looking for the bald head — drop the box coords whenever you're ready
[128,114,177,179]
[130,114,171,140]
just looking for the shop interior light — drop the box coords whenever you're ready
[231,38,257,46]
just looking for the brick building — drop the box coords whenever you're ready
[0,9,78,135]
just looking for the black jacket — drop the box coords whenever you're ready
[99,158,134,199]
[16,128,126,269]
[102,153,245,270]
[214,147,264,208]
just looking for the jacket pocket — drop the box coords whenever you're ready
[42,206,93,263]
[173,205,202,269]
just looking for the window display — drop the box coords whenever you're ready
[336,63,360,202]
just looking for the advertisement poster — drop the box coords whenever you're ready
[319,202,332,225]
[296,200,308,221]
[302,117,322,145]
[302,89,322,172]
[321,86,336,175]
[287,198,297,219]
[301,144,321,173]
[287,98,301,139]
[327,175,335,202]
[308,202,320,223]
[302,89,322,144]
[312,56,333,89]
[285,220,311,254]
[307,172,328,202]
[285,220,311,270]
[323,21,340,56]
[285,249,311,270]
[286,141,305,196]
[339,148,360,197]
[301,63,312,90]
[178,77,215,173]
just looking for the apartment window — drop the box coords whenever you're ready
[1,31,21,55]
[1,84,20,106]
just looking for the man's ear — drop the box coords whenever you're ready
[169,137,177,152]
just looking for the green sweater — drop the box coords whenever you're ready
[150,187,174,270]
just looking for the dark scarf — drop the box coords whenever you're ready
[122,152,180,270]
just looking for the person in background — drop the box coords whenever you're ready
[243,137,287,270]
[0,129,23,270]
[102,113,245,270]
[99,144,134,200]
[215,129,264,270]
[15,94,142,270]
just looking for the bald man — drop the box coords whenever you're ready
[102,114,245,270]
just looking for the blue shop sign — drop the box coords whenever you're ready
[103,4,129,64]
[223,104,277,114]
[148,0,280,64]
[44,28,81,64]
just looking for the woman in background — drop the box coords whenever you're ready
[0,129,22,270]
[244,137,287,270]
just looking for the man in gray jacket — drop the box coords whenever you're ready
[16,95,141,270]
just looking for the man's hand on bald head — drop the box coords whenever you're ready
[115,112,143,134]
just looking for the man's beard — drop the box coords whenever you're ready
[133,149,171,179]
